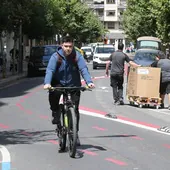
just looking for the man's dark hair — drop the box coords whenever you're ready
[118,43,124,50]
[62,35,74,43]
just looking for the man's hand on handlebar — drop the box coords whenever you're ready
[87,83,95,89]
[44,84,51,90]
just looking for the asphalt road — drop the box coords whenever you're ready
[1,63,170,170]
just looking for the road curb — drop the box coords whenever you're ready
[0,72,27,89]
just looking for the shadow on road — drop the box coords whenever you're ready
[78,144,107,151]
[0,101,8,107]
[82,134,137,139]
[0,129,56,145]
[0,76,44,98]
[74,144,107,159]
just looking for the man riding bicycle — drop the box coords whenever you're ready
[44,35,95,147]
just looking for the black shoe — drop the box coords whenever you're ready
[160,103,164,109]
[168,105,170,110]
[119,100,124,105]
[52,116,59,124]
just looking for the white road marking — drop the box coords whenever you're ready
[79,109,170,136]
[99,86,108,90]
[0,145,11,170]
[148,109,170,116]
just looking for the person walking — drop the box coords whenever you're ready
[102,43,140,105]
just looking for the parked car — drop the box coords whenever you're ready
[133,49,166,66]
[92,44,115,69]
[81,46,93,60]
[27,45,59,77]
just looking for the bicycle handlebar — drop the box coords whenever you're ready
[48,86,92,92]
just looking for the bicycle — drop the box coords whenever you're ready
[48,86,92,158]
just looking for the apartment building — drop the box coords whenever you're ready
[82,0,126,49]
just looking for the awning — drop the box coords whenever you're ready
[106,32,126,39]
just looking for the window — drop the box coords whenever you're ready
[106,0,116,4]
[107,22,115,29]
[106,10,115,16]
[119,22,123,29]
[94,0,104,4]
[140,41,159,49]
[98,9,104,16]
[31,46,58,57]
[134,52,157,62]
[95,47,115,54]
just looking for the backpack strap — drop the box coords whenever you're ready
[56,49,80,71]
[56,52,63,71]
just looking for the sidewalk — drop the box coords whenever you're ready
[0,61,27,88]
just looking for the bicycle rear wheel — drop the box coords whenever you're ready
[58,104,67,152]
[67,107,77,158]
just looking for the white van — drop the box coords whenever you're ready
[81,46,93,60]
[93,44,115,69]
[136,36,162,50]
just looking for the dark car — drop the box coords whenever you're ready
[126,49,166,78]
[133,49,166,66]
[27,45,58,76]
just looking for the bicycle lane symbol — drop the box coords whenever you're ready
[0,145,11,170]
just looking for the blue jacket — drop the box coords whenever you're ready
[44,46,93,86]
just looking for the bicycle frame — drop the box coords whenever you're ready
[59,91,75,129]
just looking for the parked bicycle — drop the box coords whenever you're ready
[48,86,92,158]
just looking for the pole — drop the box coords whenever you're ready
[18,20,23,73]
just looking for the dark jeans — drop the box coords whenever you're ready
[49,90,81,131]
[110,74,124,102]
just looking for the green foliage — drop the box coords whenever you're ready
[123,0,170,43]
[150,0,170,43]
[123,0,157,42]
[56,0,104,43]
[0,0,105,43]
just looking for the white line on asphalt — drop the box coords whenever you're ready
[79,109,170,136]
[0,145,11,170]
[148,109,170,116]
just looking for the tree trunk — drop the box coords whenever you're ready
[0,34,6,78]
[12,32,18,75]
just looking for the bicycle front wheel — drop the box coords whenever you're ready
[58,104,67,152]
[67,107,77,158]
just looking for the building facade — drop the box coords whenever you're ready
[82,0,127,50]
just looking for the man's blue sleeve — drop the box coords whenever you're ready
[76,53,93,84]
[44,53,57,84]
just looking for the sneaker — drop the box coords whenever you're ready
[168,105,170,110]
[160,103,164,109]
[52,116,59,124]
[76,134,81,146]
[119,100,124,105]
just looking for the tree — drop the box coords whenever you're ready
[123,0,157,42]
[56,0,105,44]
[150,0,170,43]
[23,0,63,44]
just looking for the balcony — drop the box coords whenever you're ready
[118,15,123,21]
[117,2,127,9]
[93,4,104,9]
[93,0,104,4]
[98,15,104,21]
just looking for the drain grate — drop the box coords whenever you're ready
[157,126,170,133]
